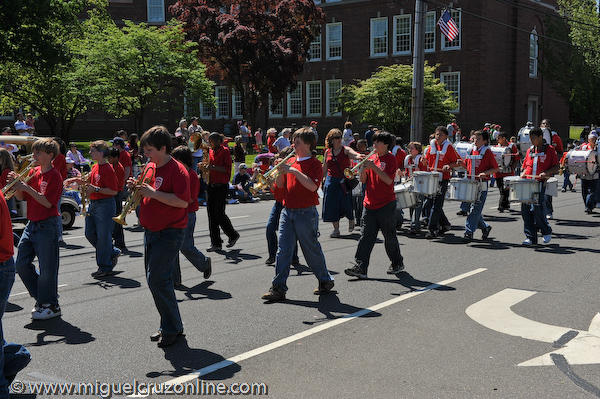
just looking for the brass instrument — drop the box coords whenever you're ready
[2,161,37,200]
[79,172,91,217]
[0,135,38,145]
[249,150,296,196]
[112,164,156,226]
[343,148,377,179]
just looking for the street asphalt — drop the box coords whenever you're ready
[5,186,600,398]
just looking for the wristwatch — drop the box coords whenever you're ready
[94,186,100,193]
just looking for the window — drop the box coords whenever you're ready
[199,102,213,119]
[309,32,321,61]
[326,23,342,60]
[424,11,436,52]
[269,95,284,118]
[147,0,165,23]
[393,15,411,55]
[306,81,322,116]
[326,80,342,116]
[529,29,538,78]
[440,72,460,112]
[0,111,13,120]
[287,82,302,117]
[441,8,461,50]
[232,89,243,118]
[527,96,539,125]
[370,17,388,57]
[215,86,229,119]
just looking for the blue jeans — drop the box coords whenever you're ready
[521,184,551,242]
[112,191,125,247]
[465,188,490,234]
[0,258,31,398]
[460,201,470,213]
[266,202,298,262]
[428,180,450,232]
[273,207,332,291]
[85,198,119,272]
[410,194,424,230]
[173,213,210,284]
[581,179,597,210]
[355,200,403,271]
[144,228,185,334]
[56,194,63,241]
[562,171,573,190]
[16,217,60,306]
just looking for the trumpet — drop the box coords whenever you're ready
[112,164,156,226]
[79,173,91,217]
[0,135,38,145]
[2,161,37,200]
[343,148,376,179]
[249,150,296,196]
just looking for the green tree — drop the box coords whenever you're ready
[340,64,457,142]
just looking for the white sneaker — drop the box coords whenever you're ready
[543,234,552,244]
[522,238,532,246]
[32,304,61,320]
[546,214,553,220]
[330,229,341,238]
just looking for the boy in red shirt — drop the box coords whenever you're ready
[107,148,126,251]
[461,130,499,241]
[129,125,190,347]
[344,131,404,279]
[262,127,334,302]
[520,127,559,245]
[10,138,63,320]
[494,132,519,212]
[404,141,428,234]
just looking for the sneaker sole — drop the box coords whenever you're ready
[32,312,61,320]
[344,270,367,279]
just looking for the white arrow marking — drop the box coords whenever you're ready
[466,288,600,366]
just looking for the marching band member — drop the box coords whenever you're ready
[113,137,132,180]
[494,132,518,212]
[132,126,190,347]
[404,142,427,235]
[461,130,498,241]
[520,127,559,245]
[10,138,63,320]
[424,126,462,238]
[66,141,120,278]
[262,127,334,302]
[344,131,405,279]
[578,132,598,213]
[107,148,126,251]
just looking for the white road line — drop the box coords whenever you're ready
[229,215,249,219]
[63,235,86,241]
[158,268,487,389]
[10,284,68,298]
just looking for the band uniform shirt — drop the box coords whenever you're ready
[466,146,498,181]
[283,157,322,209]
[522,145,558,181]
[139,158,190,232]
[0,191,13,262]
[425,141,459,180]
[551,132,564,154]
[119,150,132,178]
[209,145,232,185]
[111,161,125,191]
[494,144,519,178]
[363,152,397,210]
[273,182,285,203]
[403,155,427,178]
[52,153,67,180]
[24,166,62,221]
[89,163,118,201]
[325,148,350,178]
[392,146,406,171]
[0,168,9,190]
[188,170,200,213]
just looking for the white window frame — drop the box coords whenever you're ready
[529,28,538,78]
[215,86,229,119]
[441,8,461,51]
[232,89,243,119]
[424,11,436,53]
[370,17,388,58]
[306,81,322,117]
[440,72,460,113]
[199,102,213,120]
[309,32,322,62]
[147,0,165,23]
[287,82,303,117]
[326,80,342,117]
[393,14,411,55]
[326,22,343,60]
[269,95,284,118]
[0,111,14,121]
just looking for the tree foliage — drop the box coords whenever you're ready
[170,0,325,127]
[340,64,457,141]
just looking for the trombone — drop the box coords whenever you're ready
[78,173,91,217]
[343,148,376,179]
[249,150,296,196]
[112,164,156,226]
[2,160,37,200]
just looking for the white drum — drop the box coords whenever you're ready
[394,182,417,209]
[517,124,534,156]
[545,177,558,197]
[506,177,540,204]
[412,171,440,196]
[454,142,473,160]
[566,150,598,176]
[447,178,481,203]
[490,146,512,173]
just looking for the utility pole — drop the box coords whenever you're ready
[410,0,426,142]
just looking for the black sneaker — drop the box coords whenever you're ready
[314,280,335,295]
[265,257,276,265]
[482,225,492,240]
[498,207,505,213]
[157,331,185,348]
[344,263,367,279]
[261,286,286,302]
[425,230,438,239]
[207,245,222,252]
[387,263,405,274]
[226,233,240,248]
[439,224,451,234]
[203,257,212,279]
[463,232,473,242]
[456,210,468,216]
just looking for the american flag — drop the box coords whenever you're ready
[438,9,459,42]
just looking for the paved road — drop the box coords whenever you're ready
[6,188,600,398]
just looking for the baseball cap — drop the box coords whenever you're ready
[239,163,247,169]
[112,137,126,147]
[589,132,598,139]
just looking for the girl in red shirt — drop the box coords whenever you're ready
[404,141,427,234]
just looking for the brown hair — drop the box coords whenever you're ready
[0,148,14,173]
[325,128,342,149]
[140,125,172,153]
[408,141,423,154]
[31,138,59,159]
[344,121,352,129]
[90,140,110,157]
[292,127,316,151]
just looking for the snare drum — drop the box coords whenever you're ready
[545,177,558,197]
[490,146,512,173]
[566,150,598,176]
[447,178,481,203]
[454,142,473,160]
[506,177,540,204]
[412,171,440,196]
[394,182,417,209]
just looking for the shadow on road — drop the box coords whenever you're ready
[222,249,261,264]
[84,272,142,289]
[554,218,600,228]
[5,302,23,313]
[280,293,382,325]
[24,319,95,347]
[177,281,232,302]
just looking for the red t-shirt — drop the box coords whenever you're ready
[89,162,118,200]
[325,148,351,178]
[111,161,125,191]
[0,191,13,262]
[209,145,232,184]
[267,136,277,154]
[139,158,190,232]
[522,145,559,181]
[273,182,285,203]
[119,150,132,177]
[363,152,397,210]
[188,169,200,213]
[283,157,322,209]
[465,146,498,181]
[403,155,427,178]
[552,133,564,154]
[0,168,10,190]
[52,153,67,180]
[494,144,519,178]
[394,148,407,171]
[24,166,62,221]
[425,141,459,180]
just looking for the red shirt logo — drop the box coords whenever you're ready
[94,174,101,184]
[40,181,47,195]
[154,177,163,190]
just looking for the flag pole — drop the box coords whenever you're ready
[410,0,426,143]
